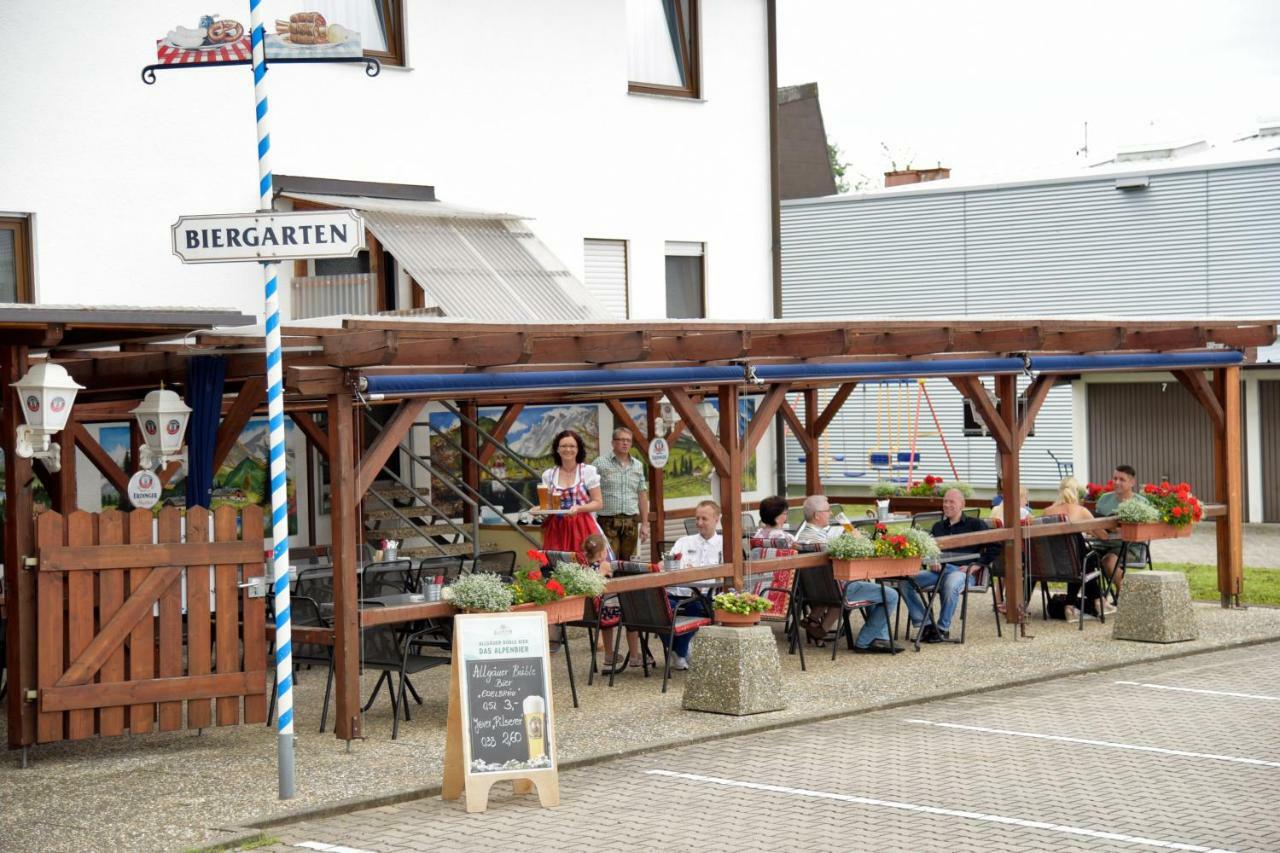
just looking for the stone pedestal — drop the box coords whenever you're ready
[682,625,785,716]
[1112,571,1198,643]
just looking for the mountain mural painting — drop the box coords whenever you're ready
[211,417,298,534]
[623,399,757,499]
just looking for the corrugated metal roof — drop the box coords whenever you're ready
[281,192,609,322]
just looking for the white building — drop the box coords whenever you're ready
[781,128,1280,521]
[2,1,774,323]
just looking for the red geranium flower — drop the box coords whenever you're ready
[546,579,566,596]
[1171,506,1183,518]
[527,548,549,566]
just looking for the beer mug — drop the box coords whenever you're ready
[536,483,551,510]
[523,695,546,760]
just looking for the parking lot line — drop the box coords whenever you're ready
[1114,680,1280,702]
[644,769,1236,852]
[904,719,1280,768]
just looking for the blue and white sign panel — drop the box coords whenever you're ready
[171,209,365,264]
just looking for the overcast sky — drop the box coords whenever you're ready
[777,0,1280,188]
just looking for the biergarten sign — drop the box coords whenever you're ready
[171,209,366,264]
[443,611,560,813]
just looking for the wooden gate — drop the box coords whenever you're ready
[33,505,267,743]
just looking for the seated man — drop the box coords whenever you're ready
[901,488,998,643]
[1091,464,1149,594]
[796,495,896,652]
[666,499,723,671]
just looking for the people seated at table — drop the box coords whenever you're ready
[753,495,796,547]
[1042,476,1110,619]
[539,429,606,554]
[902,488,998,643]
[1090,464,1148,594]
[666,499,723,671]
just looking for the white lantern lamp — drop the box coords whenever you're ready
[654,396,678,438]
[131,385,192,471]
[11,362,84,471]
[700,399,720,435]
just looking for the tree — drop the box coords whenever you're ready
[828,139,872,192]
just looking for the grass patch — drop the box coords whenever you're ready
[1153,563,1280,606]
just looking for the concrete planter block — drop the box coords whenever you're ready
[1112,571,1198,643]
[682,625,786,716]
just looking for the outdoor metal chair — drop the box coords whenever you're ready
[356,602,451,740]
[268,595,335,732]
[911,511,943,530]
[360,559,415,599]
[416,554,464,588]
[963,507,982,519]
[294,567,335,615]
[608,583,711,693]
[683,517,699,535]
[793,564,894,667]
[1027,525,1106,630]
[472,550,517,580]
[567,561,649,685]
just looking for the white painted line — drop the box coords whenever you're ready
[905,718,1280,768]
[294,843,376,853]
[1115,680,1280,702]
[644,769,1236,853]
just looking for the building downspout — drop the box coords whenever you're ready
[767,0,788,495]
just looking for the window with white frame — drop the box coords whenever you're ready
[627,0,699,97]
[664,241,704,318]
[583,239,629,319]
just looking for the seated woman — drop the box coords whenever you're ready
[752,495,796,547]
[1042,476,1110,619]
[581,534,642,673]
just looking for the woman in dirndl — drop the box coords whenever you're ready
[539,429,606,554]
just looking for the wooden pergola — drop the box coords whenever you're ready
[5,313,1275,747]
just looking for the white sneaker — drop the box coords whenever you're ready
[672,655,689,671]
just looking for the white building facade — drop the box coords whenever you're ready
[781,135,1280,521]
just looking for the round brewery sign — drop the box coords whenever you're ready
[166,418,181,436]
[648,437,670,469]
[144,418,158,436]
[127,469,162,510]
[25,394,39,412]
[50,396,67,413]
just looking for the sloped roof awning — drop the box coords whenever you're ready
[282,192,609,323]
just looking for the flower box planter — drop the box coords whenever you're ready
[830,556,921,582]
[713,609,763,627]
[514,595,586,625]
[1118,522,1193,542]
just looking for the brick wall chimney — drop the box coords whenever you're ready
[884,167,950,187]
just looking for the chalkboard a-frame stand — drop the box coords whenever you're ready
[443,611,560,812]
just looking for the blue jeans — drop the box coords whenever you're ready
[667,594,708,658]
[843,581,898,647]
[901,564,974,632]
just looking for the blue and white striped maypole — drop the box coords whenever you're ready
[249,0,296,800]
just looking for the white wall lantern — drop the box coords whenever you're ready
[131,385,192,470]
[700,399,720,435]
[11,362,85,471]
[654,397,677,438]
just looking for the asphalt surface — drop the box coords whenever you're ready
[249,642,1280,853]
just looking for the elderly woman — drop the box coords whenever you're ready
[1042,476,1110,619]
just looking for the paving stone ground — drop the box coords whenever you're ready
[251,644,1280,853]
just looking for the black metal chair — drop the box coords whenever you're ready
[792,564,892,667]
[566,560,647,685]
[268,596,335,732]
[360,559,415,599]
[295,567,335,615]
[963,507,982,519]
[416,554,465,588]
[911,511,943,530]
[356,602,451,740]
[1027,528,1106,631]
[472,550,517,580]
[683,518,699,535]
[608,584,711,693]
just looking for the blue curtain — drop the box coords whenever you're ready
[184,356,227,509]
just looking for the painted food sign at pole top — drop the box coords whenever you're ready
[171,210,366,264]
[156,11,362,65]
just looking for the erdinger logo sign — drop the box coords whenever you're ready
[144,419,158,435]
[50,396,67,413]
[25,394,39,413]
[137,472,155,490]
[166,419,181,436]
[128,469,162,510]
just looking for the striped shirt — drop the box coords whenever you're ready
[593,453,647,516]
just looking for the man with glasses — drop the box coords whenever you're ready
[593,427,650,560]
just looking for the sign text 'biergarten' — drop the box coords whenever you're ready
[171,209,365,264]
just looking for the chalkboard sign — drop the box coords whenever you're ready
[449,611,557,783]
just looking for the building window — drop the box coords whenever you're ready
[627,0,699,98]
[0,216,33,303]
[664,241,704,318]
[583,239,629,319]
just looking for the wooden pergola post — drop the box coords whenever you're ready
[327,390,361,741]
[646,399,665,552]
[3,344,37,748]
[460,401,480,524]
[1213,365,1243,605]
[718,384,744,590]
[995,374,1025,628]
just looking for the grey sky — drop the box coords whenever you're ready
[777,0,1280,187]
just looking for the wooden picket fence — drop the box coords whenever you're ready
[33,506,268,743]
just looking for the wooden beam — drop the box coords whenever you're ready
[3,345,37,747]
[665,386,729,477]
[68,420,130,495]
[603,399,649,455]
[741,382,791,472]
[719,384,744,591]
[950,376,1013,453]
[328,390,361,741]
[355,399,427,498]
[1126,326,1207,351]
[1213,366,1243,605]
[803,389,820,494]
[1017,375,1058,447]
[1041,327,1125,352]
[847,328,954,356]
[211,377,267,471]
[646,400,664,555]
[1205,324,1278,348]
[461,401,481,525]
[1174,369,1226,433]
[996,373,1024,627]
[57,417,78,512]
[576,331,651,364]
[323,329,399,367]
[812,382,857,438]
[778,399,814,456]
[288,410,330,460]
[478,404,527,465]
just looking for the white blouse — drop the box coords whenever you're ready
[541,463,601,493]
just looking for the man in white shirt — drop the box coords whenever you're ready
[666,499,723,670]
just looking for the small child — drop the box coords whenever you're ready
[581,534,639,674]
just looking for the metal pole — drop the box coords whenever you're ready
[249,0,296,800]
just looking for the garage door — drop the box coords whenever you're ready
[1262,381,1280,522]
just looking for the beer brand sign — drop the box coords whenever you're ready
[171,209,366,264]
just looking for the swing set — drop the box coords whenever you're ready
[798,379,959,485]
